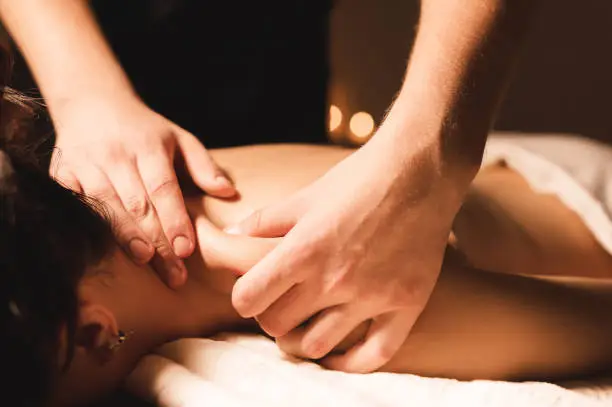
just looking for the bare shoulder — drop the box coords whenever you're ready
[209,143,353,179]
[187,144,353,228]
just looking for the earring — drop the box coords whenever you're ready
[108,330,134,351]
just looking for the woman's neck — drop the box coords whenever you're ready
[172,255,254,340]
[109,246,252,364]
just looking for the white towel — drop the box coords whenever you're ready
[483,133,612,256]
[126,133,612,407]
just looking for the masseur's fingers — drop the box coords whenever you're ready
[175,126,236,198]
[255,283,326,337]
[137,148,193,284]
[102,157,182,286]
[277,305,364,360]
[226,192,307,237]
[321,310,413,373]
[194,216,280,275]
[231,241,304,317]
[54,168,83,193]
[77,166,155,264]
[50,151,81,192]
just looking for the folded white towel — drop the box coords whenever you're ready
[484,133,612,256]
[127,334,610,407]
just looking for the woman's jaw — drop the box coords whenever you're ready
[52,210,279,406]
[53,246,247,406]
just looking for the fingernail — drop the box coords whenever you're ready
[215,175,233,189]
[129,239,153,263]
[224,225,241,235]
[172,235,193,257]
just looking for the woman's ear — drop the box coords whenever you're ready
[75,302,120,364]
[194,216,280,276]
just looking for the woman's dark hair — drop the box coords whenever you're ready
[0,43,115,406]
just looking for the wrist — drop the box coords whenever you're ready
[376,100,482,183]
[366,114,478,222]
[48,84,139,123]
[41,55,137,121]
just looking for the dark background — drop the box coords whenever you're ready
[330,0,612,144]
[11,0,612,150]
[5,2,612,404]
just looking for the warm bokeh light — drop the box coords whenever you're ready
[329,105,343,132]
[349,111,375,139]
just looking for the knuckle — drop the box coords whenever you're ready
[302,336,331,360]
[86,185,115,202]
[258,315,287,338]
[372,342,396,365]
[153,239,174,257]
[124,196,152,220]
[386,286,412,309]
[157,126,177,145]
[388,278,428,309]
[50,155,71,175]
[321,263,355,296]
[148,178,179,198]
[98,144,128,164]
[275,337,292,354]
[231,290,253,317]
[54,169,71,182]
[110,214,137,239]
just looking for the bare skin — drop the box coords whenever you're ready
[0,0,536,370]
[54,144,612,407]
[229,0,537,372]
[0,0,236,286]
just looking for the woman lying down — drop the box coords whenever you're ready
[4,133,612,407]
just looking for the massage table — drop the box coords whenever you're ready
[107,134,612,407]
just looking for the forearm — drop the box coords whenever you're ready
[379,255,612,380]
[0,0,135,115]
[382,0,535,183]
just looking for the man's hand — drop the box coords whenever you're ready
[228,133,464,372]
[227,0,532,369]
[51,94,236,287]
[0,0,238,287]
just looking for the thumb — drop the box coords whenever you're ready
[175,126,236,198]
[224,197,304,238]
[194,216,280,276]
